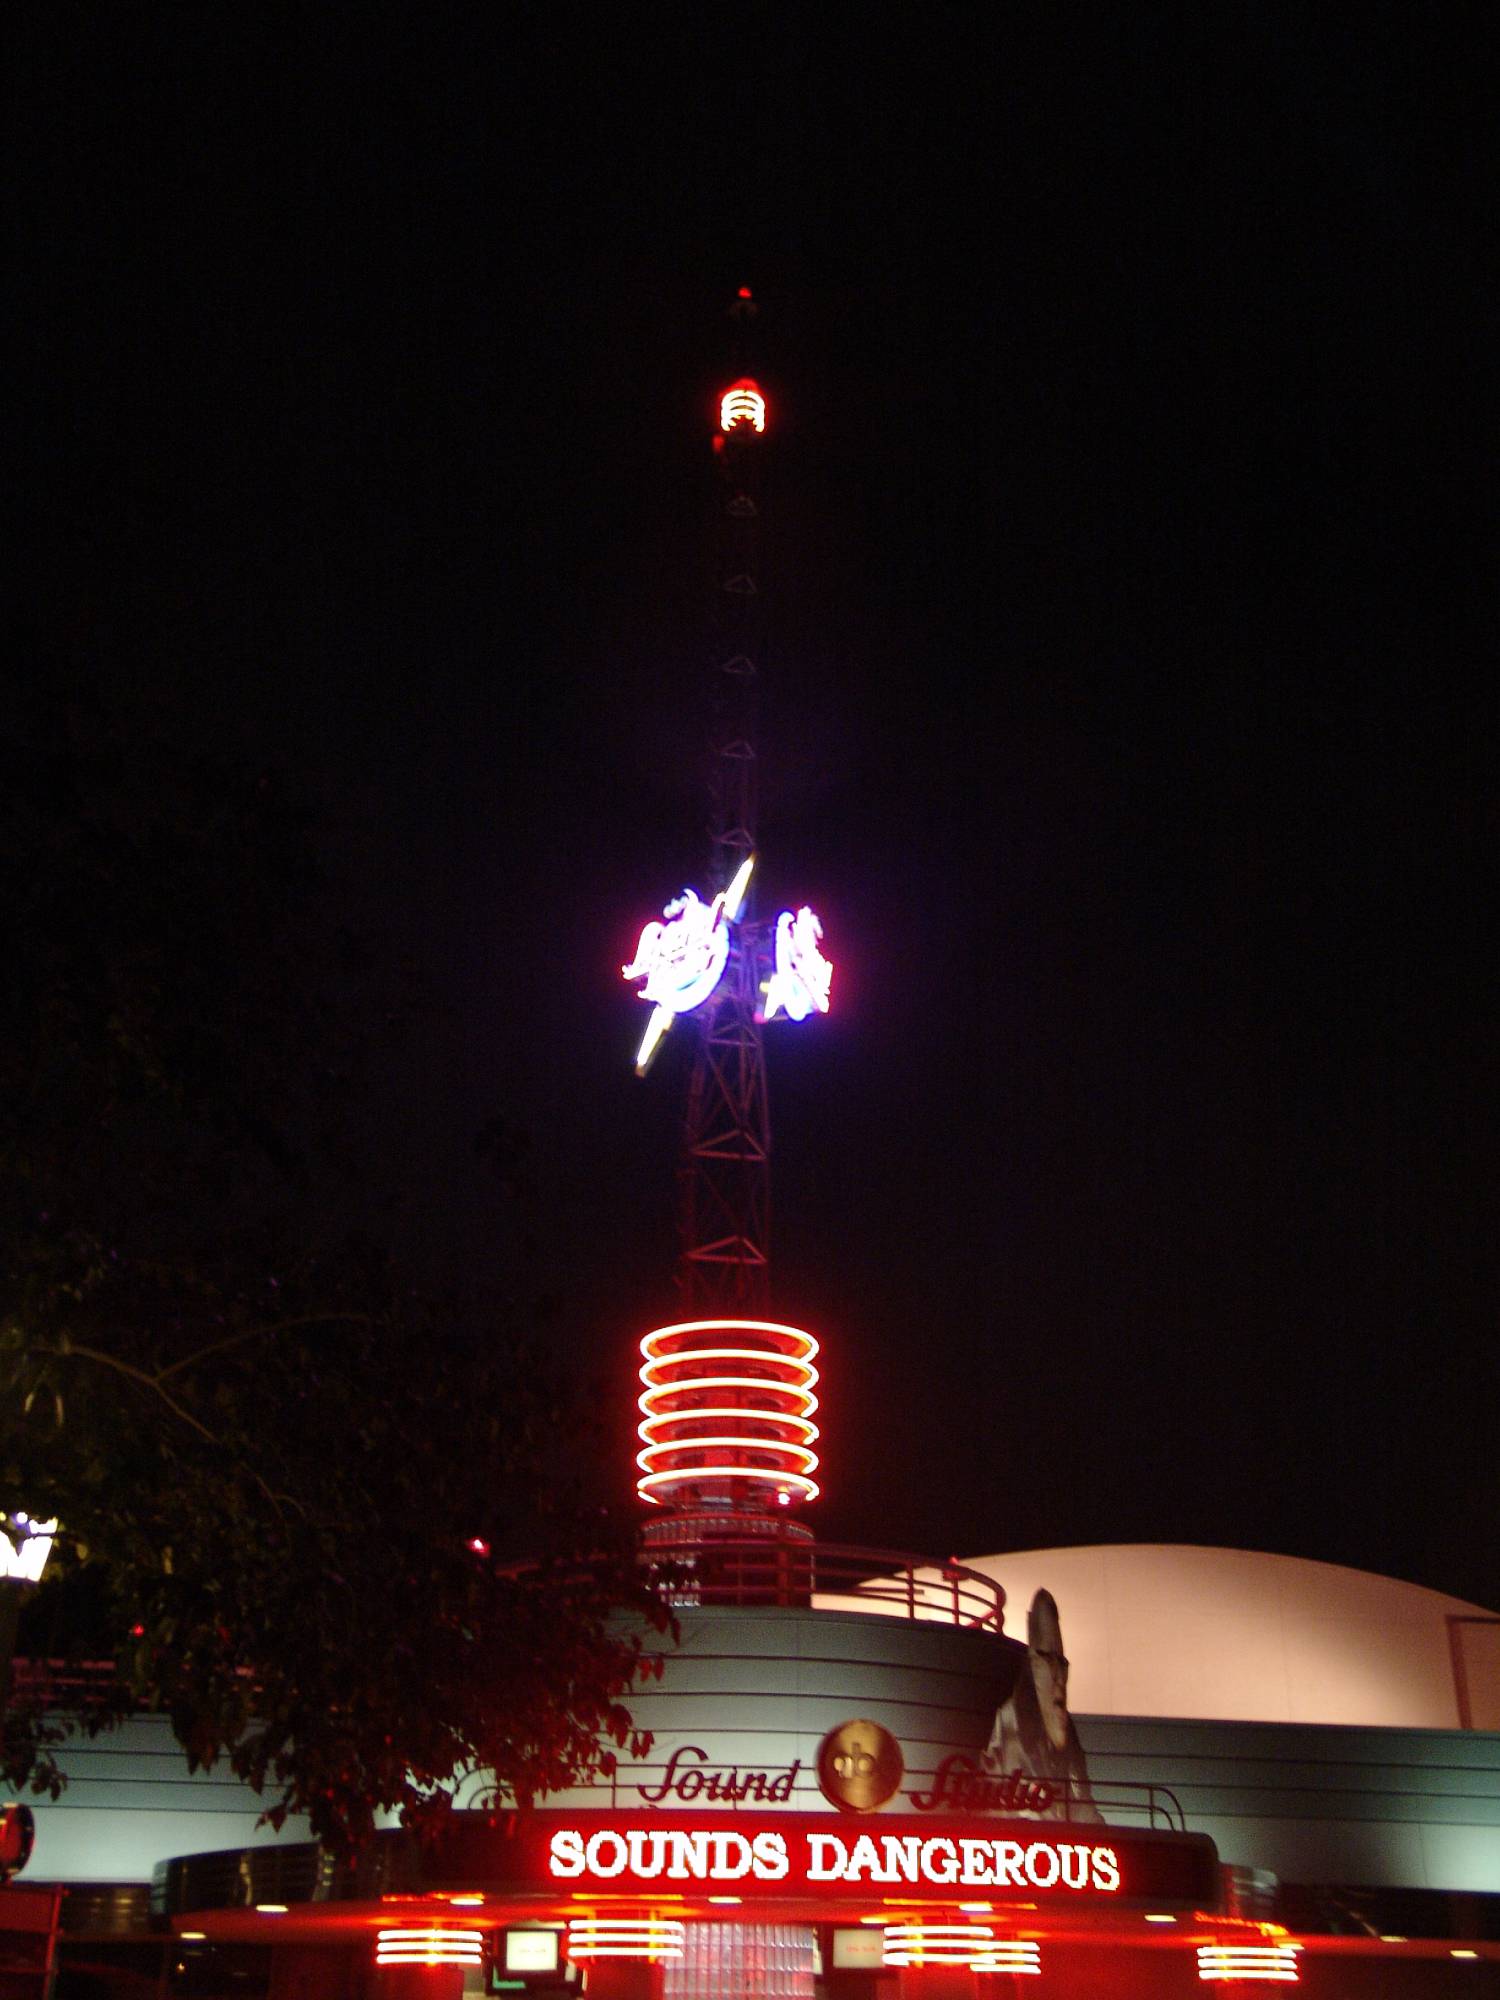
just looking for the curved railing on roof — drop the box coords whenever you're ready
[639,1537,1006,1631]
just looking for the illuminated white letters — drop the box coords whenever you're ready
[626,1831,668,1876]
[992,1840,1024,1887]
[807,1834,847,1882]
[920,1837,959,1884]
[544,1825,1122,1896]
[708,1833,753,1879]
[844,1835,883,1883]
[881,1836,922,1883]
[959,1839,994,1884]
[584,1831,628,1878]
[751,1832,790,1880]
[1059,1845,1089,1890]
[1025,1842,1059,1888]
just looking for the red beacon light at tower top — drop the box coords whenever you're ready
[720,377,767,435]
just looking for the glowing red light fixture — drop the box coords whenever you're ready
[566,1917,685,1962]
[1197,1943,1299,1983]
[374,1928,483,1968]
[720,378,766,434]
[637,1319,819,1507]
[884,1925,1040,1975]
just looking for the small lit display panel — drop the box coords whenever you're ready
[504,1929,560,1973]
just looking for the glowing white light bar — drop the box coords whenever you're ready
[1197,1944,1300,1983]
[566,1918,685,1962]
[972,1941,1043,1976]
[635,1003,673,1075]
[719,380,766,433]
[761,906,832,1023]
[636,1320,821,1505]
[884,1924,1038,1974]
[1,1515,58,1585]
[723,853,755,921]
[375,1927,483,1967]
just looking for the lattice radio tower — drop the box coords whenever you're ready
[621,292,832,1532]
[680,289,771,1315]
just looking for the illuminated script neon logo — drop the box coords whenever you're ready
[623,857,754,1074]
[761,905,832,1022]
[623,888,732,1016]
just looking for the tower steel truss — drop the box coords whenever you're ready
[678,296,771,1315]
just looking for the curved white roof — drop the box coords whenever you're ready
[961,1544,1498,1729]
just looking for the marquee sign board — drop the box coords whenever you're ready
[456,1810,1219,1913]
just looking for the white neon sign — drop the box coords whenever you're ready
[546,1826,1121,1895]
[0,1515,58,1585]
[623,857,754,1073]
[551,1828,791,1883]
[761,905,832,1022]
[623,888,729,1014]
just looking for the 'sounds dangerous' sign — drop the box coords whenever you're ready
[468,1812,1219,1911]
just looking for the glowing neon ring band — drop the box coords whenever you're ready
[719,380,766,434]
[637,1406,819,1440]
[638,1465,820,1502]
[640,1368,819,1412]
[637,1438,820,1474]
[636,1320,821,1506]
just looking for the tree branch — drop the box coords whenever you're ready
[34,1342,218,1445]
[30,1342,307,1522]
[155,1313,375,1382]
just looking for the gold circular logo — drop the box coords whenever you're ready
[816,1719,904,1812]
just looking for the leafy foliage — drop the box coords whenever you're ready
[1,687,666,1852]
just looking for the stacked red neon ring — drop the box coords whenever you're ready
[637,1319,819,1507]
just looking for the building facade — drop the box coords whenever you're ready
[6,1541,1498,1997]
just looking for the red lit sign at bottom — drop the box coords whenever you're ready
[551,1823,1121,1892]
[466,1811,1219,1912]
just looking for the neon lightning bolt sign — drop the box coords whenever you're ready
[623,859,833,1073]
[623,857,755,1074]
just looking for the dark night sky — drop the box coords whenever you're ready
[11,14,1496,1604]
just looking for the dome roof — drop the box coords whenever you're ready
[960,1544,1498,1729]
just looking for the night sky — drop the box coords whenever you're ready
[12,15,1495,1606]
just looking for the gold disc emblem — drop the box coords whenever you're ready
[816,1719,904,1812]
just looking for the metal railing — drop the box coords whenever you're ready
[640,1541,1005,1630]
